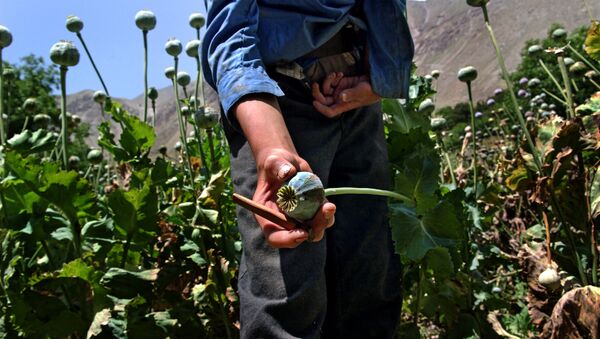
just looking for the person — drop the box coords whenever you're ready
[201,1,414,338]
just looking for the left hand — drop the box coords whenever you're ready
[311,72,380,118]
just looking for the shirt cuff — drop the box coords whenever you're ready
[217,66,285,127]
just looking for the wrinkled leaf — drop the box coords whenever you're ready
[390,197,464,262]
[543,286,600,339]
[585,20,600,62]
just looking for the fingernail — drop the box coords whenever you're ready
[341,93,348,102]
[278,164,291,179]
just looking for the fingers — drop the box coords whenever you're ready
[313,99,354,118]
[306,202,336,242]
[311,82,335,106]
[322,72,342,96]
[339,81,380,104]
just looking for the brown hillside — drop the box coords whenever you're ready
[407,0,599,107]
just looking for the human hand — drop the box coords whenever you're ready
[311,72,380,118]
[253,148,336,248]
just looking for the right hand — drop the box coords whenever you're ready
[234,94,336,249]
[253,148,336,248]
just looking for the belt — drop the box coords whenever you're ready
[269,24,365,83]
[301,24,361,59]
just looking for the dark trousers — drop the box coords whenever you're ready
[225,70,402,339]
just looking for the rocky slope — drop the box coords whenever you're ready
[407,0,598,107]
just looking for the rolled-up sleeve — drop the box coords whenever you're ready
[202,0,284,119]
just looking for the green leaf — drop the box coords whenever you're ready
[505,166,533,191]
[100,268,159,299]
[393,143,440,214]
[382,98,429,133]
[585,21,600,62]
[4,151,96,227]
[424,247,454,279]
[7,129,57,155]
[591,167,600,219]
[100,102,156,161]
[390,197,464,262]
[107,179,158,239]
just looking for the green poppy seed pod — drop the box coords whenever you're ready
[148,86,158,100]
[71,114,81,125]
[165,38,182,57]
[430,117,447,131]
[277,171,325,221]
[430,69,440,79]
[2,67,16,81]
[189,13,206,29]
[68,155,80,168]
[585,70,598,80]
[418,98,435,115]
[185,39,201,58]
[65,15,84,33]
[563,57,574,66]
[93,90,107,104]
[87,149,103,164]
[174,141,182,152]
[569,61,587,76]
[189,95,198,107]
[0,25,13,48]
[159,144,167,155]
[177,71,191,87]
[50,40,80,67]
[164,66,176,80]
[181,105,191,116]
[135,10,157,31]
[424,74,433,82]
[552,28,567,40]
[527,44,543,55]
[466,0,488,7]
[22,98,38,114]
[527,78,541,88]
[33,113,51,128]
[457,66,477,83]
[194,106,220,129]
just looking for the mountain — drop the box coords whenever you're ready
[67,0,599,148]
[407,0,599,107]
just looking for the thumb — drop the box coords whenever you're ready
[264,155,297,182]
[339,87,363,103]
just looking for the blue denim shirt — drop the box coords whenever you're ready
[201,0,414,116]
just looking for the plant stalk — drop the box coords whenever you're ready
[142,30,149,123]
[567,44,600,75]
[466,82,478,198]
[59,66,69,169]
[481,6,542,172]
[207,128,217,170]
[542,211,552,266]
[76,33,109,96]
[192,121,211,176]
[172,57,195,189]
[0,49,5,144]
[556,55,576,119]
[323,187,411,203]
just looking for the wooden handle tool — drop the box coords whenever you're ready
[232,193,304,231]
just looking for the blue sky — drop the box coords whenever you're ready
[0,1,207,99]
